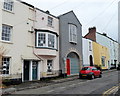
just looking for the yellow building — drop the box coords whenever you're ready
[93,42,110,70]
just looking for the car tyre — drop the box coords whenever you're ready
[90,74,95,80]
[99,74,102,78]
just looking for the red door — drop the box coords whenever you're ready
[66,59,70,75]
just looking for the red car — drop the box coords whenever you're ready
[79,66,102,79]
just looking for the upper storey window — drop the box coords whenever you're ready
[48,16,53,27]
[69,24,77,43]
[3,0,14,12]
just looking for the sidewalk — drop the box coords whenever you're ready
[1,69,117,95]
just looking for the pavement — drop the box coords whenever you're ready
[1,69,117,95]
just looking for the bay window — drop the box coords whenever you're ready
[36,32,57,49]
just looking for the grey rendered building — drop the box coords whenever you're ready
[58,11,83,76]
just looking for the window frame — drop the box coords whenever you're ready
[69,24,77,44]
[47,60,53,72]
[48,16,53,27]
[36,32,57,49]
[1,57,10,75]
[2,24,13,42]
[3,0,14,12]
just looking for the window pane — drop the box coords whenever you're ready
[48,34,55,48]
[3,0,13,11]
[1,57,10,74]
[2,25,12,41]
[37,33,46,47]
[69,24,77,43]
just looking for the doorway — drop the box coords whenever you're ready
[89,55,93,66]
[24,60,30,81]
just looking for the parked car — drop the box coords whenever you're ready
[79,66,102,79]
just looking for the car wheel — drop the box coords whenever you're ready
[99,74,102,78]
[91,74,95,79]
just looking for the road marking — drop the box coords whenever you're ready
[102,84,120,96]
[47,90,54,93]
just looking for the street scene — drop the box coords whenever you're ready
[2,70,119,95]
[0,0,120,95]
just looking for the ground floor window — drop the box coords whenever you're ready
[101,56,105,67]
[2,57,10,74]
[47,60,53,72]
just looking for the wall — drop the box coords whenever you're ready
[34,9,59,78]
[82,38,94,66]
[96,33,119,68]
[0,0,38,79]
[93,42,110,69]
[59,11,83,74]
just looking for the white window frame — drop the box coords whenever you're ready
[47,60,53,72]
[48,16,53,27]
[3,0,14,12]
[69,24,77,43]
[2,57,10,75]
[2,24,12,42]
[36,32,57,49]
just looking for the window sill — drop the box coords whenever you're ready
[69,41,77,45]
[1,40,13,44]
[35,46,58,50]
[2,9,14,14]
[47,24,54,28]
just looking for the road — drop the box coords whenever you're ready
[9,70,120,95]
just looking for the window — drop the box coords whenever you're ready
[89,42,92,51]
[101,56,105,67]
[82,67,90,70]
[2,24,12,41]
[3,0,13,11]
[37,33,46,46]
[69,24,77,43]
[36,32,57,49]
[47,60,53,72]
[48,17,53,27]
[2,57,10,74]
[48,34,55,48]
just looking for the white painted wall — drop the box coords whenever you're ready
[34,9,59,78]
[0,0,39,79]
[82,38,94,66]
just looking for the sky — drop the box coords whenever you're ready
[22,0,119,41]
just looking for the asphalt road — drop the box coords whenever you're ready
[9,70,119,95]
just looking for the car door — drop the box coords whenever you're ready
[92,67,99,76]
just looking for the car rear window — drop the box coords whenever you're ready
[82,67,90,70]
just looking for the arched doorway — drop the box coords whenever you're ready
[66,52,80,75]
[89,55,93,66]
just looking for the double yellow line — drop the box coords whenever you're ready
[102,84,120,96]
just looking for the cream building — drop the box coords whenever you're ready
[0,0,59,82]
[34,9,59,78]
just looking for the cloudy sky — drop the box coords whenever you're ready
[23,0,118,41]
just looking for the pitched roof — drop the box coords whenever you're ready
[58,10,82,26]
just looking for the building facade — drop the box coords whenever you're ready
[0,0,59,82]
[82,38,94,67]
[59,11,83,76]
[92,42,110,70]
[34,9,59,78]
[84,27,119,69]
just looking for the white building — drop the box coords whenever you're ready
[34,9,59,78]
[0,0,59,82]
[82,38,94,66]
